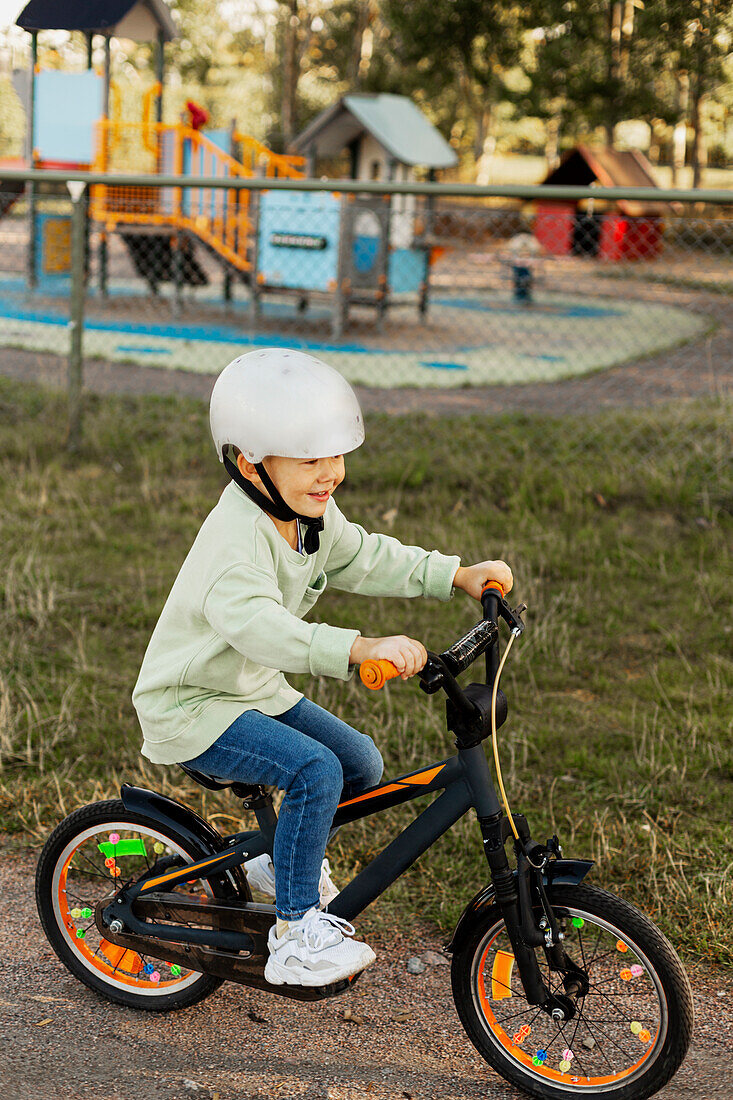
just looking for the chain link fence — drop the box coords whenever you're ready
[0,174,730,459]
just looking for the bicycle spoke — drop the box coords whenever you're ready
[581,1015,640,1063]
[579,1012,618,1075]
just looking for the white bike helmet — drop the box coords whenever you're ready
[210,348,364,463]
[210,348,364,553]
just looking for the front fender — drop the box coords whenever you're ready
[120,783,248,894]
[446,858,594,954]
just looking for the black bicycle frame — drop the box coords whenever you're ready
[109,587,588,1012]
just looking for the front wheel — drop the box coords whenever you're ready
[451,883,693,1099]
[36,799,239,1012]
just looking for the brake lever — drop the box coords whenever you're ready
[499,598,526,635]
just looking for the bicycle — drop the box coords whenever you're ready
[36,584,693,1099]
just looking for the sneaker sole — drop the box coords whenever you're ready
[264,947,376,988]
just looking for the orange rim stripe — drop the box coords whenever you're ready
[56,838,184,989]
[475,938,659,1085]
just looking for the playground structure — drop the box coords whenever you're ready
[535,146,665,261]
[1,1,449,335]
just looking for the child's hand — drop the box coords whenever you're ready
[453,561,513,600]
[350,635,428,679]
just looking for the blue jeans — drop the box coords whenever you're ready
[182,698,383,920]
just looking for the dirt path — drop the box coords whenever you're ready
[2,850,731,1100]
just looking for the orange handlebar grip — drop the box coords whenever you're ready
[359,659,400,690]
[481,581,506,597]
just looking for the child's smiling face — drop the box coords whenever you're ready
[239,453,346,518]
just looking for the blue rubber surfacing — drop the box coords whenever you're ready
[0,281,709,388]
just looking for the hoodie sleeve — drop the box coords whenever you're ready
[202,563,360,680]
[323,503,460,601]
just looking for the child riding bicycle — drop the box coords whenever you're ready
[132,348,512,988]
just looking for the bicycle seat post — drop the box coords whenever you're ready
[234,785,277,854]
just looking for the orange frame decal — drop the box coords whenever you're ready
[337,764,447,809]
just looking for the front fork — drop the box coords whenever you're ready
[479,811,588,1017]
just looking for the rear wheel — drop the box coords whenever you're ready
[452,883,693,1099]
[36,799,239,1011]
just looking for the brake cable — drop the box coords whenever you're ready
[490,628,521,841]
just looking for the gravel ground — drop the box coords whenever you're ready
[2,850,732,1100]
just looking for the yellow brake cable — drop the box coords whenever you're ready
[490,627,521,841]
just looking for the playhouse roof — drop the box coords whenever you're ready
[16,0,177,42]
[292,94,458,170]
[542,145,662,215]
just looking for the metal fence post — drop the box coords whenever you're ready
[66,180,87,452]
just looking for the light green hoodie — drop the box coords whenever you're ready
[133,482,460,764]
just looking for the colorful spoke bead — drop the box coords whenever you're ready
[170,964,182,977]
[153,842,165,854]
[620,968,633,981]
[104,857,115,868]
[535,1050,548,1063]
[109,833,120,845]
[562,1049,574,1062]
[616,940,628,952]
[150,971,161,983]
[70,907,82,919]
[143,963,155,975]
[532,1056,542,1066]
[559,1060,572,1073]
[571,917,584,928]
[81,907,93,919]
[630,964,644,977]
[112,867,122,877]
[630,1021,642,1035]
[639,1029,651,1043]
[76,929,85,938]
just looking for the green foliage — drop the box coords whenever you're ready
[0,378,731,965]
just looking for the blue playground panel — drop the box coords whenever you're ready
[258,191,342,292]
[257,191,428,294]
[34,71,103,165]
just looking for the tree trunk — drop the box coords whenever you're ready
[605,0,622,145]
[281,0,300,148]
[689,15,709,190]
[545,116,560,171]
[348,0,371,88]
[690,86,707,189]
[671,71,690,186]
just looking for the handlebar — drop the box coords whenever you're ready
[358,581,525,693]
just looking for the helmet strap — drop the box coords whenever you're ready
[222,450,324,554]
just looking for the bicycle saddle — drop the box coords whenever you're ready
[177,762,262,798]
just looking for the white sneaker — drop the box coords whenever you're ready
[244,852,276,896]
[244,853,341,908]
[264,907,376,987]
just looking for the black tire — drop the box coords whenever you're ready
[451,883,693,1099]
[36,799,238,1012]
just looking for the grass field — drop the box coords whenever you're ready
[0,377,730,967]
